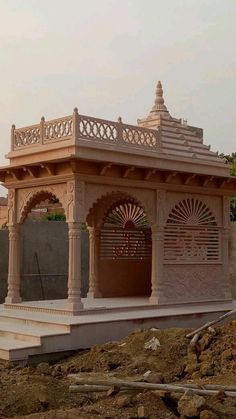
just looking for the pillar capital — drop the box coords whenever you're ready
[88,225,100,238]
[8,223,20,237]
[68,221,83,234]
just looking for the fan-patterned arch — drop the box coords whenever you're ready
[105,202,149,229]
[101,200,151,260]
[167,198,216,226]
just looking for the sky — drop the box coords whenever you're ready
[0,0,236,196]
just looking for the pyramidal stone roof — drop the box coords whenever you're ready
[138,81,226,167]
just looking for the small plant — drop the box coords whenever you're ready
[0,222,8,230]
[220,152,236,222]
[43,212,66,221]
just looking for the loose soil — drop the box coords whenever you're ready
[0,322,235,418]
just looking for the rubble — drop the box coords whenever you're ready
[0,321,235,418]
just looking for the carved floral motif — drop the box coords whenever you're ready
[8,189,16,226]
[162,265,223,301]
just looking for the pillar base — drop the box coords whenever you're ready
[149,294,159,305]
[5,296,22,304]
[86,290,102,299]
[67,300,84,315]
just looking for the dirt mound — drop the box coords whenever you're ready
[0,322,235,418]
[60,328,190,382]
[184,321,236,381]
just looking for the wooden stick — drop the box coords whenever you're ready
[70,384,111,392]
[186,307,236,338]
[171,383,236,392]
[68,375,236,397]
[69,384,136,393]
[189,333,200,348]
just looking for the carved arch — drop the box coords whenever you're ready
[166,198,217,226]
[86,191,152,228]
[18,187,67,224]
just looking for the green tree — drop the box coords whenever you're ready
[219,152,236,221]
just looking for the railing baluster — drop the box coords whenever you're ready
[73,107,79,141]
[117,116,123,145]
[40,116,45,144]
[11,124,16,151]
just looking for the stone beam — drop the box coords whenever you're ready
[164,171,177,183]
[23,166,39,178]
[144,169,157,180]
[99,163,112,176]
[184,173,196,185]
[40,163,56,176]
[7,169,22,181]
[122,166,135,178]
[202,176,214,187]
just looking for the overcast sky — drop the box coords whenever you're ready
[0,0,236,196]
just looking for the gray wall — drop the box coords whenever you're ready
[229,223,236,298]
[0,222,89,303]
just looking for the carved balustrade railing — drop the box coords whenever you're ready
[11,111,160,152]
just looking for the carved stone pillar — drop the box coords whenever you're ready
[5,224,22,304]
[221,228,232,300]
[67,222,84,312]
[149,225,164,304]
[66,178,85,313]
[221,196,232,300]
[87,227,101,298]
[149,189,166,304]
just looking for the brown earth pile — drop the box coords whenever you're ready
[0,322,235,418]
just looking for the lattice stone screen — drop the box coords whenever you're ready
[164,198,220,263]
[100,203,151,260]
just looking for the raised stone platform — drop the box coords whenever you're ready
[0,298,235,362]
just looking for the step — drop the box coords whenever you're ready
[0,321,69,344]
[0,336,41,361]
[0,310,70,332]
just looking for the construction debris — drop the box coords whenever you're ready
[186,307,236,338]
[0,321,235,418]
[68,374,236,397]
[144,336,161,350]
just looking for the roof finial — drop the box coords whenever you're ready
[150,80,169,116]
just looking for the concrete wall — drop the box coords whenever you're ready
[0,222,89,303]
[229,222,236,298]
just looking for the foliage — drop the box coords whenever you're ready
[0,222,8,230]
[230,197,236,222]
[43,212,66,221]
[220,152,236,221]
[219,152,236,175]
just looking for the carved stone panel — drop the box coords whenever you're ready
[66,179,85,222]
[162,264,224,303]
[8,189,16,226]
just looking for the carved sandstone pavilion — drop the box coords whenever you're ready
[0,81,236,319]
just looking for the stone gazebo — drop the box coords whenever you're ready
[0,81,235,315]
